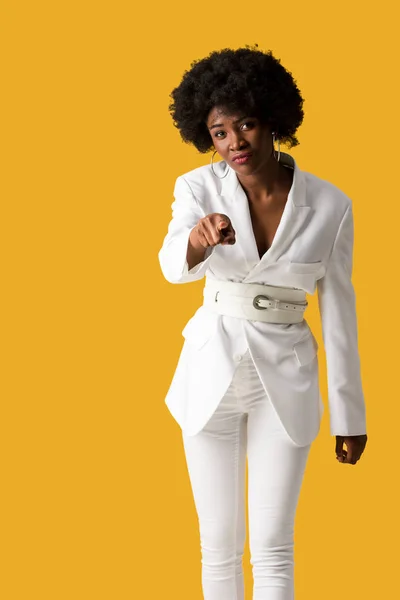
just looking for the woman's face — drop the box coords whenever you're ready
[206,105,274,174]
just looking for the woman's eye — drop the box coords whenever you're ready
[215,122,254,137]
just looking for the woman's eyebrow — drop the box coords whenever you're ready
[209,116,249,131]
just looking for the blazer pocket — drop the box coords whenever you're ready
[288,260,322,274]
[293,333,319,366]
[182,314,218,350]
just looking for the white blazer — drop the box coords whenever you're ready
[158,152,367,447]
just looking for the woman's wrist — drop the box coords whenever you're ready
[186,228,208,269]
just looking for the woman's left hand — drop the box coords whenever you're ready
[335,434,368,465]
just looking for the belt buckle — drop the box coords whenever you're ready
[253,294,276,310]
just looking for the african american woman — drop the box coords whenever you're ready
[158,44,368,600]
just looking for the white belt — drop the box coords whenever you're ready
[202,278,307,323]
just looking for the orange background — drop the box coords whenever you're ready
[1,1,398,598]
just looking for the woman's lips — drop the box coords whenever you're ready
[233,153,253,164]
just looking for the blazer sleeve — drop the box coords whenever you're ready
[158,175,216,284]
[317,202,367,437]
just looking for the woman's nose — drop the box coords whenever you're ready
[230,134,247,150]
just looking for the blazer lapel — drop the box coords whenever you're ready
[214,152,311,279]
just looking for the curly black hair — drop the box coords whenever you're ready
[168,44,305,154]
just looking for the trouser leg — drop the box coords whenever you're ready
[246,368,311,600]
[182,375,247,600]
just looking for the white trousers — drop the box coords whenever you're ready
[182,349,312,600]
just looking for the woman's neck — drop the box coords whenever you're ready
[236,158,293,203]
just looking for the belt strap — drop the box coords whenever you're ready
[202,278,307,324]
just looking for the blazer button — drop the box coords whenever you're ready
[233,354,242,362]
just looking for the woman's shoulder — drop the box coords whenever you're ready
[303,168,352,219]
[177,161,221,182]
[175,161,224,200]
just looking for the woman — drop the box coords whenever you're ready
[158,44,368,600]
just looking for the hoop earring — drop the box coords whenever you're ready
[272,132,280,162]
[210,150,229,179]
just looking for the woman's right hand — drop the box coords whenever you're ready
[190,213,236,249]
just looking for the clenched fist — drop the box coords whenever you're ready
[190,213,236,249]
